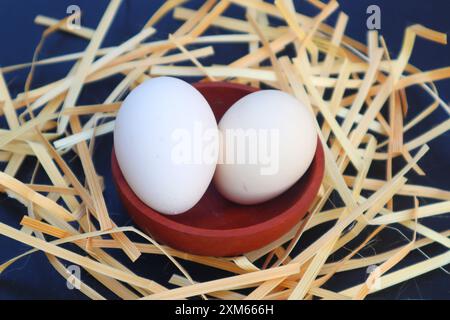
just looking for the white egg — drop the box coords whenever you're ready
[114,77,218,215]
[214,90,317,205]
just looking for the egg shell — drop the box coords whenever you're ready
[214,90,317,205]
[114,77,218,215]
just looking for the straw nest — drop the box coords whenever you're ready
[0,0,449,300]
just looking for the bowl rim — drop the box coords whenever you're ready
[112,81,325,239]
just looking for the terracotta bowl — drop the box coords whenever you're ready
[111,82,324,257]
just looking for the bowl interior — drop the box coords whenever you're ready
[116,82,320,230]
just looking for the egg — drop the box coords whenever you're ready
[214,90,317,205]
[114,77,219,215]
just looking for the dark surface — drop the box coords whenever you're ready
[0,0,448,299]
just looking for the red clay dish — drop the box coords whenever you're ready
[111,81,325,256]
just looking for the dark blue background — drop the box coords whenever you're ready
[0,0,448,299]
